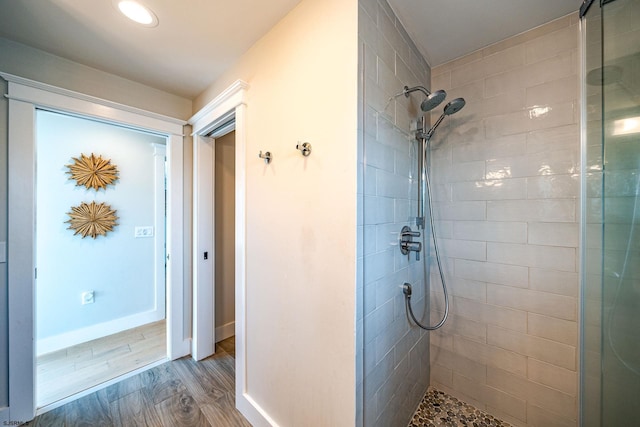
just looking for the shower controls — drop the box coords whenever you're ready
[296,142,312,156]
[402,282,412,297]
[258,151,272,164]
[400,225,422,261]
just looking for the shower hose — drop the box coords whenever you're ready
[404,137,449,330]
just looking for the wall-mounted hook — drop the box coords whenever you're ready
[258,151,272,164]
[296,142,312,157]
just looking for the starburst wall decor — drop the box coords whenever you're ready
[66,201,119,239]
[66,153,119,190]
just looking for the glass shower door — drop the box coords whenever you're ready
[582,0,640,424]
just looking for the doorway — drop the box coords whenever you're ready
[6,76,187,422]
[192,125,236,360]
[34,110,168,407]
[214,131,236,344]
[189,79,270,426]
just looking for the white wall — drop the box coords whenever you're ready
[195,0,359,424]
[36,110,165,351]
[214,131,235,338]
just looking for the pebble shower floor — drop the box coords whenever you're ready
[409,387,512,427]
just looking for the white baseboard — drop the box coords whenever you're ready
[238,392,280,427]
[215,321,235,343]
[169,338,192,360]
[37,309,165,356]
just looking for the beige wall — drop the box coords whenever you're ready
[428,14,580,426]
[214,131,235,332]
[195,0,358,424]
[0,38,192,120]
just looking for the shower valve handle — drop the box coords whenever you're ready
[401,241,422,252]
[400,225,422,261]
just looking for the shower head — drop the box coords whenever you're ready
[443,98,466,115]
[403,85,447,111]
[424,97,466,140]
[421,90,447,112]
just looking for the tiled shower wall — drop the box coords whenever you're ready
[357,0,432,425]
[427,14,580,426]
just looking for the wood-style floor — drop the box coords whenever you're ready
[37,320,167,407]
[27,336,250,427]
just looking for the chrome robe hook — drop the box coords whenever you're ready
[258,151,272,164]
[296,142,312,157]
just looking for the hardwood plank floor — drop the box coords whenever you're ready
[26,337,251,427]
[37,320,167,407]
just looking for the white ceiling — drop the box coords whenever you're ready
[388,0,582,67]
[0,0,303,99]
[0,0,582,100]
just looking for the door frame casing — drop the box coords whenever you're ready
[190,80,277,426]
[3,73,189,422]
[190,84,246,364]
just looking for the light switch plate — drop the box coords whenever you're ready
[0,241,6,263]
[134,226,154,238]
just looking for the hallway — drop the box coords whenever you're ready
[27,337,249,427]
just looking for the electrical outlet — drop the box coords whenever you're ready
[134,226,154,238]
[81,291,95,305]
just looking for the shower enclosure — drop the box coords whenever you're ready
[581,0,640,424]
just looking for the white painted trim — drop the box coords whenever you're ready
[166,133,188,361]
[188,80,249,128]
[7,80,186,420]
[0,72,186,127]
[192,134,215,361]
[36,357,167,416]
[3,77,183,136]
[191,83,271,426]
[215,321,235,343]
[240,394,281,427]
[8,96,36,422]
[153,144,167,323]
[232,103,270,426]
[36,310,164,356]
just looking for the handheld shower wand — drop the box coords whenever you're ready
[404,95,466,331]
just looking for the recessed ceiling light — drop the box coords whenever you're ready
[115,0,158,27]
